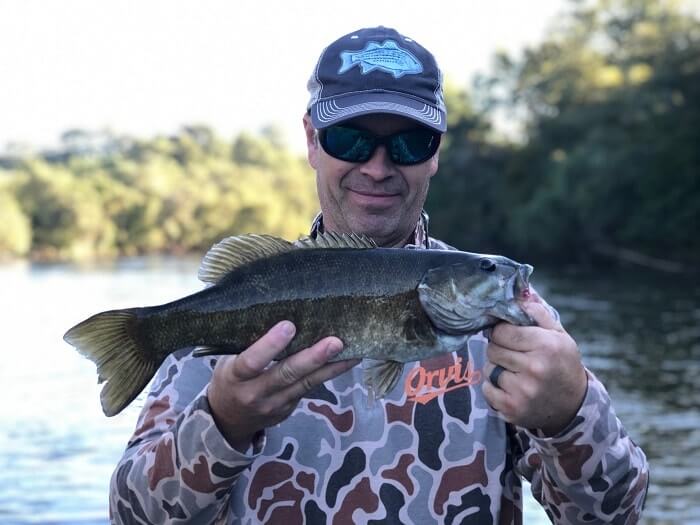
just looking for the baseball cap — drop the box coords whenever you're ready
[307,26,446,132]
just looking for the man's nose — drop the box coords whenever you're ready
[359,145,394,180]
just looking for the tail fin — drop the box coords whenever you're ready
[63,309,160,417]
[338,51,358,74]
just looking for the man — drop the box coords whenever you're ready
[110,27,648,524]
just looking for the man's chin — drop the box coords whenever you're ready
[345,216,406,246]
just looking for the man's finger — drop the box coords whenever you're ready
[491,303,563,351]
[523,301,562,331]
[266,336,344,389]
[487,342,529,373]
[490,322,542,352]
[232,321,296,381]
[482,378,512,415]
[484,362,518,392]
[276,357,360,405]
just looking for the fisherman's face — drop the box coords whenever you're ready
[304,113,440,247]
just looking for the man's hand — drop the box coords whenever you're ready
[207,320,360,451]
[482,299,588,436]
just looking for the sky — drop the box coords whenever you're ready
[0,0,569,153]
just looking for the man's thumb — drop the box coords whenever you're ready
[523,301,562,331]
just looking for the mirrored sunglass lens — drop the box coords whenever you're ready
[391,129,438,164]
[324,127,373,162]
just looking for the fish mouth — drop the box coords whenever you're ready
[505,264,533,302]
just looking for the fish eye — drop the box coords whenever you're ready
[479,258,496,272]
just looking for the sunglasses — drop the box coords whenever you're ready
[318,125,441,166]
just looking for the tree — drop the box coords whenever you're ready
[0,126,318,261]
[478,0,700,265]
[426,83,514,254]
[0,189,31,258]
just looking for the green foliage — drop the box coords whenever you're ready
[0,185,31,257]
[427,84,514,254]
[13,159,117,260]
[0,126,317,261]
[430,0,699,266]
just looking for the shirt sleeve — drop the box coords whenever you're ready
[513,370,649,524]
[109,351,264,524]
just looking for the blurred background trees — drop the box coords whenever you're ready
[0,0,697,268]
[428,0,699,268]
[0,127,317,261]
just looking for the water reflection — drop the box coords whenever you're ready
[0,258,202,525]
[536,268,700,524]
[0,260,697,523]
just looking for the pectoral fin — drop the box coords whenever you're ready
[363,360,405,400]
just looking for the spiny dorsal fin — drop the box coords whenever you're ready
[198,234,295,284]
[296,232,377,249]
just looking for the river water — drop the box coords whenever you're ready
[0,258,697,524]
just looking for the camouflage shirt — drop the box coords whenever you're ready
[110,212,649,524]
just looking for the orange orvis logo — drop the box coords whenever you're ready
[404,357,482,405]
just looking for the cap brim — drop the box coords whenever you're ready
[310,92,446,133]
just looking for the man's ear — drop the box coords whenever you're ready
[303,114,320,170]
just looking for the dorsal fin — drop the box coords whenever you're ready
[296,232,377,249]
[199,232,377,285]
[198,234,295,284]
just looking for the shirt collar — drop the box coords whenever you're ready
[309,210,431,249]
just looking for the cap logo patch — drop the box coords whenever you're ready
[338,40,423,79]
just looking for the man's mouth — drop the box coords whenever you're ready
[347,188,401,206]
[348,188,400,197]
[347,188,401,200]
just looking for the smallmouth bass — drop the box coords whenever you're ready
[64,233,534,416]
